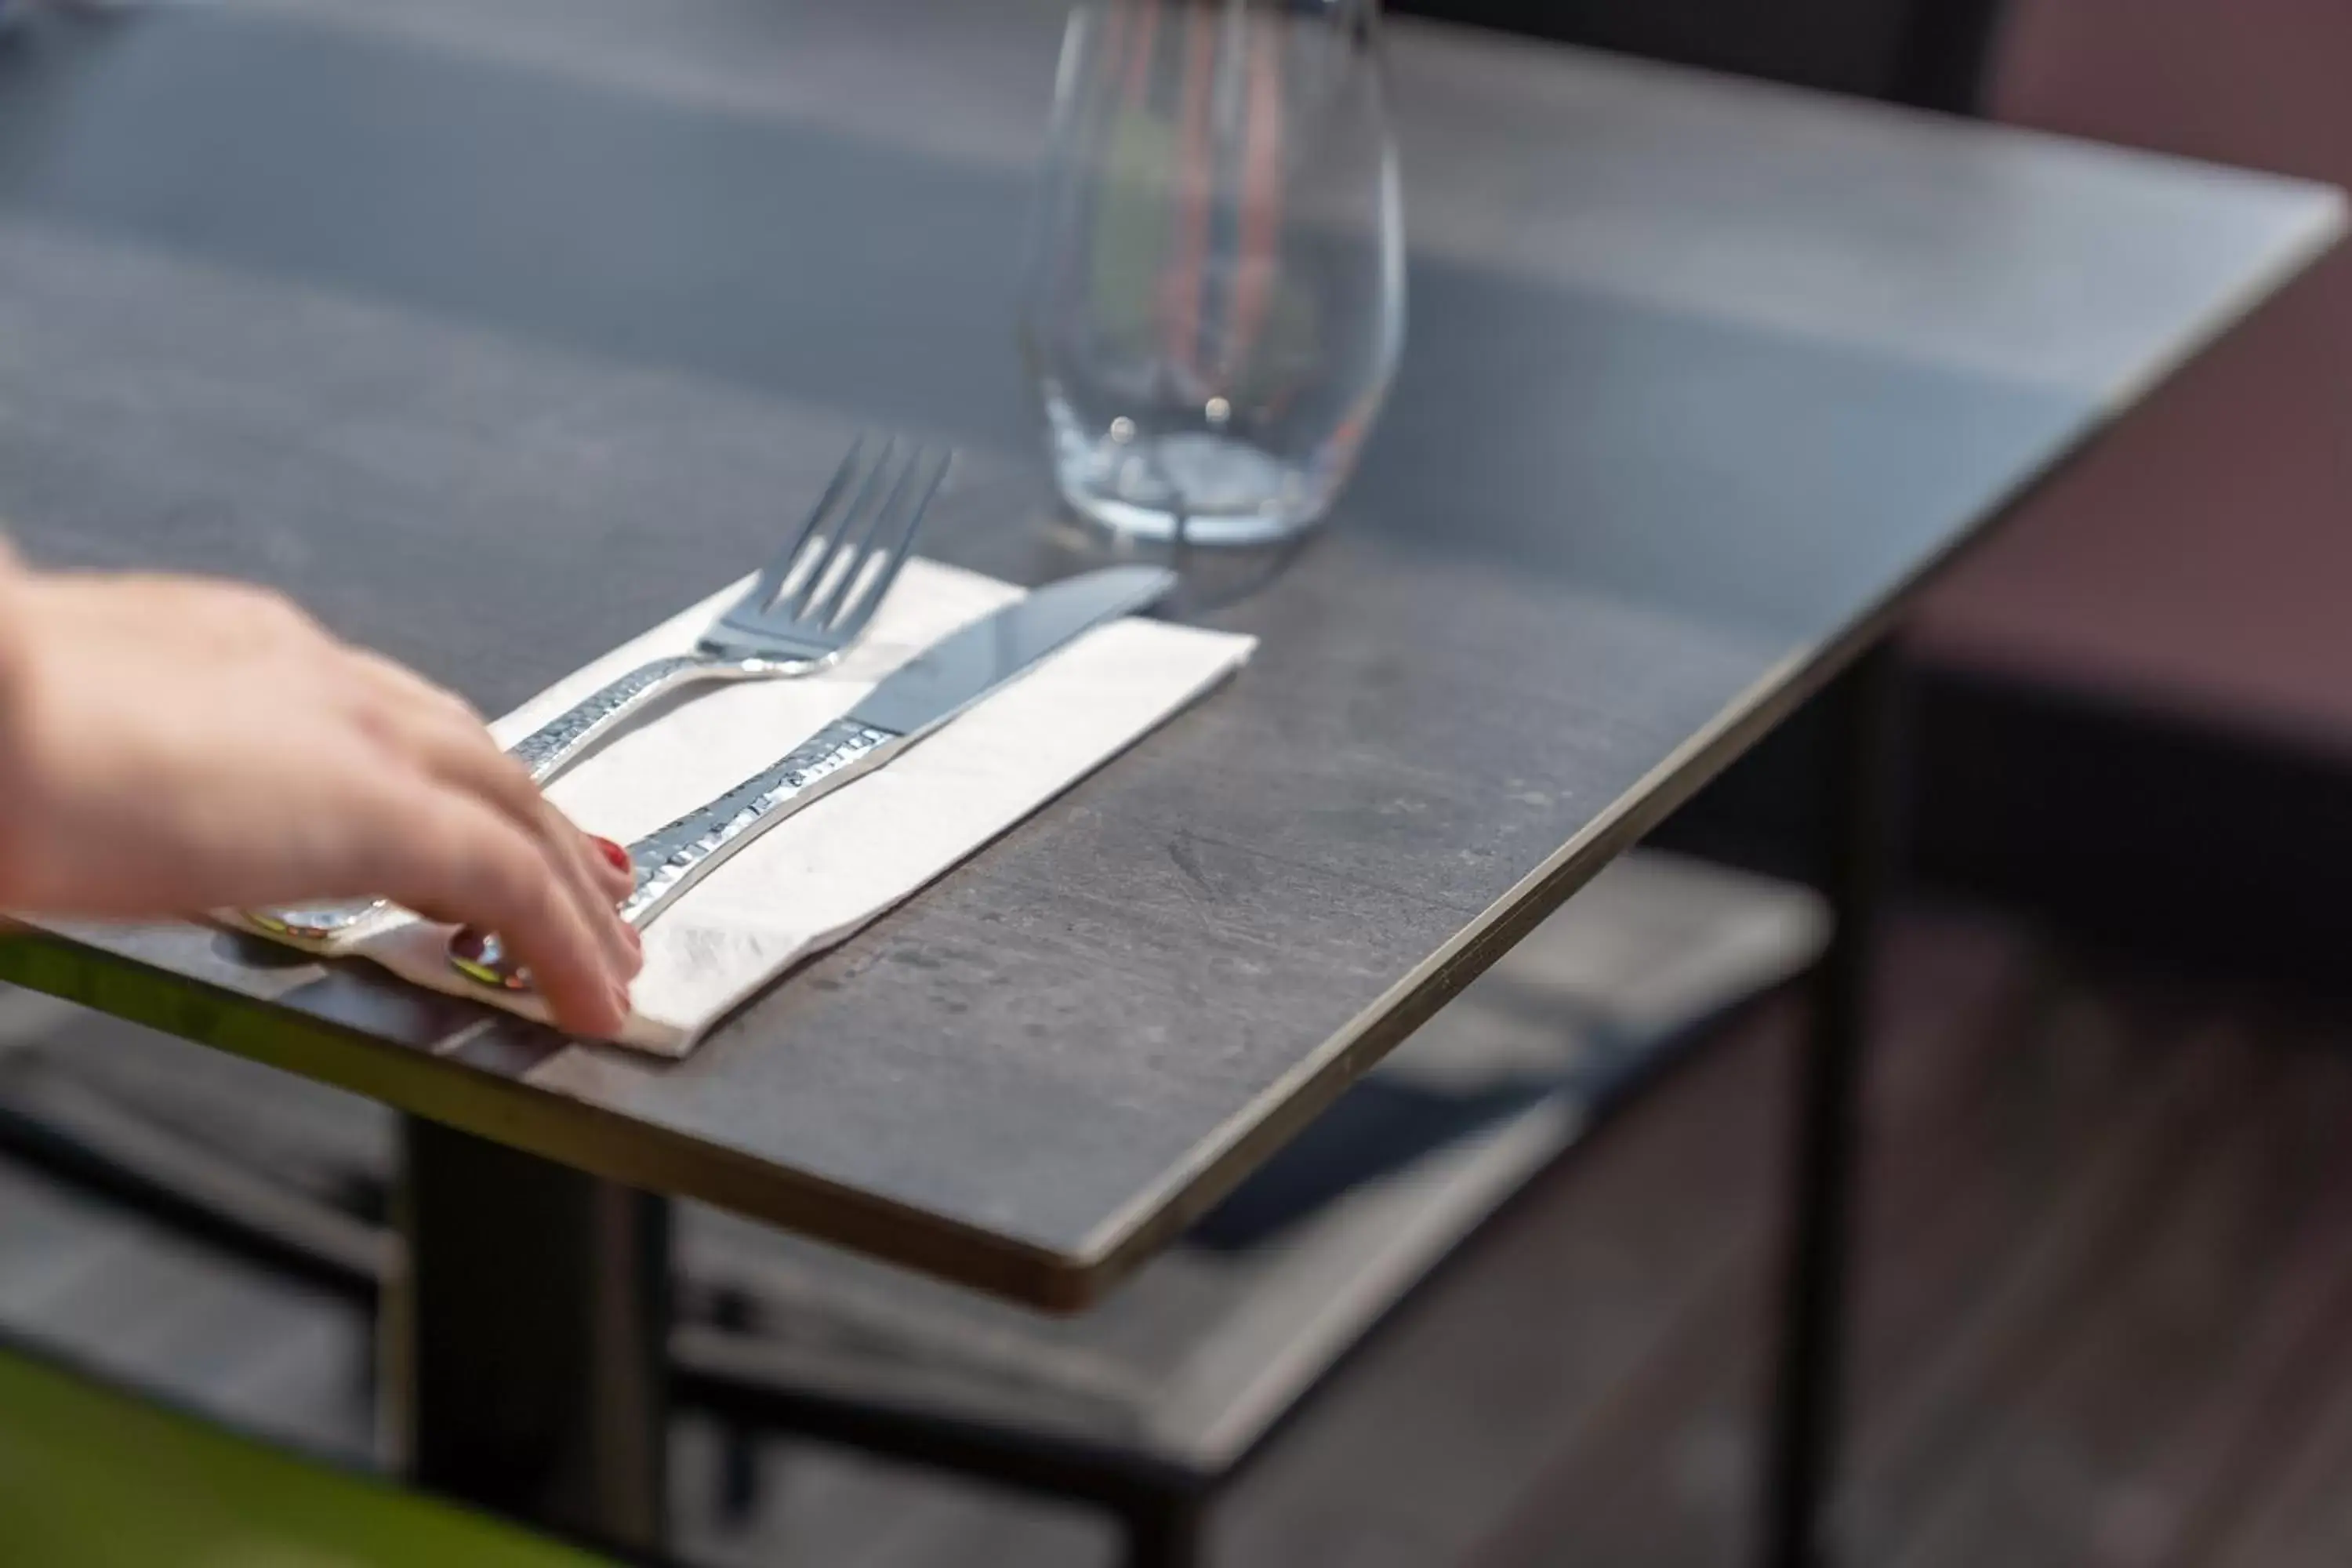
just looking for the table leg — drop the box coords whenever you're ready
[396,1116,670,1555]
[1761,644,1899,1568]
[1120,1486,1208,1568]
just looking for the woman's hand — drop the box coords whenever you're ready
[0,555,641,1036]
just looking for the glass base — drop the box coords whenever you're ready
[1051,426,1330,547]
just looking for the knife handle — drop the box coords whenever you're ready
[448,715,905,990]
[616,717,903,929]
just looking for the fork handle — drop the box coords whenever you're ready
[507,653,735,782]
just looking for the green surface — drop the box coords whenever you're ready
[0,1348,608,1567]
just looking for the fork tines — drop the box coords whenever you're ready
[728,437,951,649]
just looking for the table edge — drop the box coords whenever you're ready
[1054,201,2348,1301]
[0,923,1091,1308]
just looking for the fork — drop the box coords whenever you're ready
[238,434,953,944]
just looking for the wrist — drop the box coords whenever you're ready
[0,556,36,904]
[0,549,25,754]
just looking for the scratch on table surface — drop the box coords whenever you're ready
[1167,833,1217,901]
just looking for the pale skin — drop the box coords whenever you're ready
[0,543,641,1036]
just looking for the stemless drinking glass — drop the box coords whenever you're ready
[1019,0,1406,546]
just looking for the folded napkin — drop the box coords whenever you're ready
[308,560,1249,1056]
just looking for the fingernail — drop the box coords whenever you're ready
[593,837,630,873]
[610,982,633,1020]
[621,924,642,954]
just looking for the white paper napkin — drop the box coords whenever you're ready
[309,559,1250,1056]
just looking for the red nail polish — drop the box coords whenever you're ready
[594,837,630,873]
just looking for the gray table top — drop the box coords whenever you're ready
[0,0,2337,1306]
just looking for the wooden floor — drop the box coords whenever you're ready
[9,904,2352,1565]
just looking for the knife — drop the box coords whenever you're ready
[449,564,1179,990]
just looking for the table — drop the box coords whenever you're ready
[0,0,2336,1560]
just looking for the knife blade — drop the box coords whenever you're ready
[451,564,1178,989]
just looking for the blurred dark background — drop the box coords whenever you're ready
[1399,0,2004,111]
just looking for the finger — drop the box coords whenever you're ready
[347,648,486,728]
[370,793,630,1036]
[362,697,639,982]
[379,702,548,844]
[533,788,635,905]
[348,653,633,913]
[586,833,637,898]
[564,818,639,906]
[532,796,644,980]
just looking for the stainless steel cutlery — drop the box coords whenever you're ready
[240,435,950,944]
[448,564,1179,992]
